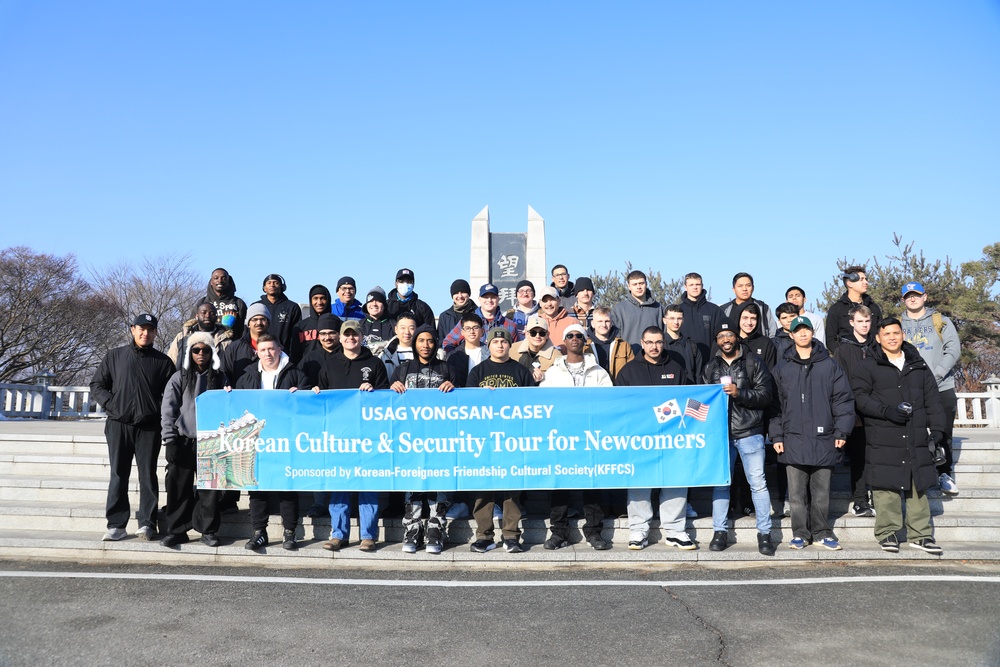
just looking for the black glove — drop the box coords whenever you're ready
[930,431,947,466]
[882,405,910,425]
[930,431,944,446]
[164,439,178,464]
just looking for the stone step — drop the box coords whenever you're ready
[2,500,997,545]
[0,529,997,567]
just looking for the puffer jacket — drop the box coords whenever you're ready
[850,342,946,492]
[703,343,773,439]
[769,341,855,467]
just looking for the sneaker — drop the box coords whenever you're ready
[245,529,268,551]
[665,533,697,550]
[819,537,842,551]
[159,533,189,548]
[709,530,729,552]
[938,473,959,496]
[544,536,570,550]
[686,503,698,518]
[909,538,943,555]
[470,538,497,553]
[788,537,808,550]
[102,527,127,542]
[282,529,297,551]
[425,526,443,555]
[879,534,899,553]
[359,539,376,552]
[322,537,342,551]
[588,535,611,551]
[757,533,776,556]
[401,527,421,554]
[852,502,876,518]
[200,533,220,547]
[135,525,155,541]
[503,538,523,553]
[628,538,649,551]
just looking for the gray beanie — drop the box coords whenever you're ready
[246,302,271,324]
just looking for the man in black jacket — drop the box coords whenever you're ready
[770,316,855,551]
[221,302,271,383]
[663,304,703,384]
[677,272,725,361]
[826,266,883,354]
[850,318,947,555]
[294,284,332,356]
[254,273,303,362]
[90,314,176,542]
[317,319,390,553]
[832,304,877,517]
[386,268,435,329]
[235,333,310,552]
[436,279,476,342]
[615,326,694,551]
[703,323,776,556]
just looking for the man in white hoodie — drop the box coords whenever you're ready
[541,323,613,550]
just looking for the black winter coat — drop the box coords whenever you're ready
[318,347,390,390]
[850,342,946,493]
[665,335,703,385]
[90,343,175,429]
[234,360,310,390]
[769,341,855,467]
[703,344,773,439]
[386,289,436,329]
[825,292,883,354]
[677,292,724,361]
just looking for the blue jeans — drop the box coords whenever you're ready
[712,434,772,535]
[328,492,380,541]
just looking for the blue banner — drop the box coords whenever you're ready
[195,386,730,492]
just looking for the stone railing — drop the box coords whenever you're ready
[1,380,999,426]
[0,383,105,419]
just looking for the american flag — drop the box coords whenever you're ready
[684,398,710,422]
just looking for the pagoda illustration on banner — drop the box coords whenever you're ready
[197,411,263,489]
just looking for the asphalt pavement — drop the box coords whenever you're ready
[1,560,998,666]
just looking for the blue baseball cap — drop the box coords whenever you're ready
[479,283,499,297]
[902,282,925,297]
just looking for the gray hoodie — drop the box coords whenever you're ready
[900,308,960,391]
[610,291,665,347]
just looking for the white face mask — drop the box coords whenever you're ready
[397,282,414,298]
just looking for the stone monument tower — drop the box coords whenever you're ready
[469,205,547,312]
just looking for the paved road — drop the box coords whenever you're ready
[1,560,998,666]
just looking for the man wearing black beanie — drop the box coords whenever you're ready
[437,278,476,342]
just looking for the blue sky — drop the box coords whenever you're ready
[2,2,998,316]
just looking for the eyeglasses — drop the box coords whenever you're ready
[249,317,268,324]
[462,326,482,332]
[528,329,547,337]
[191,347,211,354]
[552,272,568,278]
[564,333,585,340]
[641,340,664,346]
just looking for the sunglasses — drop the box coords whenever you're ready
[564,333,585,340]
[191,347,211,354]
[528,329,547,337]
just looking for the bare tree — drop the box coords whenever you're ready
[88,253,202,351]
[0,246,119,384]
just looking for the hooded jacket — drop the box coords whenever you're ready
[298,344,341,387]
[614,354,685,387]
[221,334,260,387]
[294,284,332,351]
[539,306,579,348]
[610,291,665,347]
[850,342,946,492]
[703,342,773,439]
[166,318,234,369]
[90,342,176,429]
[900,307,960,392]
[769,341,855,467]
[541,353,613,387]
[161,367,229,442]
[254,293,303,360]
[390,357,456,389]
[235,352,310,390]
[739,317,778,371]
[361,314,397,355]
[386,288,436,329]
[677,291,725,361]
[193,274,248,339]
[826,292,883,354]
[665,333,703,385]
[772,329,794,363]
[721,298,777,338]
[506,302,540,339]
[319,346,390,390]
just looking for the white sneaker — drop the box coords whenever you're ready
[102,527,127,542]
[135,526,155,541]
[938,473,959,496]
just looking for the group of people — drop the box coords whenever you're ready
[89,262,961,556]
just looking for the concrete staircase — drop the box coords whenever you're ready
[1,420,998,567]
